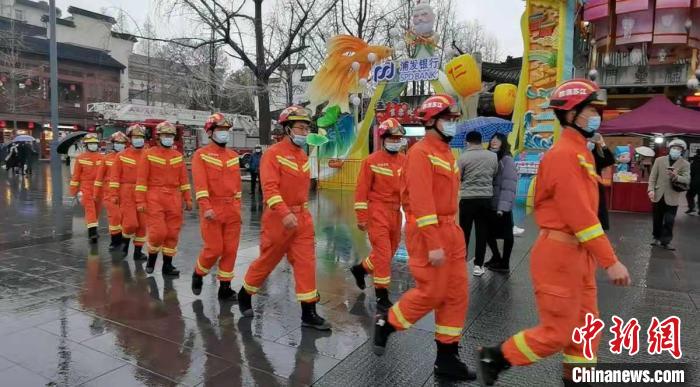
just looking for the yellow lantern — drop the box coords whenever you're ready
[445,54,481,97]
[494,83,517,115]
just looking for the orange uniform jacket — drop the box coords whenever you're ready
[404,136,460,251]
[534,129,618,268]
[95,152,118,200]
[192,143,242,212]
[135,147,192,207]
[70,152,104,196]
[354,150,406,223]
[262,140,311,214]
[108,147,142,196]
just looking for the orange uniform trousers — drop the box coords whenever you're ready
[79,184,101,229]
[361,203,402,288]
[120,183,147,246]
[502,230,599,367]
[243,207,319,303]
[103,196,122,236]
[145,187,184,256]
[195,197,241,282]
[388,217,468,344]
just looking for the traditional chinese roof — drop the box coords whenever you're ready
[14,36,125,69]
[40,15,76,28]
[67,6,116,24]
[0,16,47,36]
[482,56,522,85]
[111,31,138,42]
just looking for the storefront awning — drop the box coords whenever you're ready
[600,95,700,135]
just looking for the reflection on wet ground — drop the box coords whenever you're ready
[0,165,699,386]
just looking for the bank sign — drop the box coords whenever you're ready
[372,56,440,84]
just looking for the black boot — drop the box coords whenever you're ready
[191,272,203,296]
[350,264,367,290]
[301,302,332,331]
[478,344,511,386]
[218,281,236,301]
[161,255,180,277]
[434,341,476,381]
[121,238,131,256]
[375,288,393,312]
[133,245,147,261]
[108,234,123,251]
[238,286,254,317]
[487,259,510,273]
[145,252,158,274]
[88,227,98,244]
[373,310,395,356]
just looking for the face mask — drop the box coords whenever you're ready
[384,141,402,153]
[440,121,458,137]
[582,115,601,135]
[114,143,126,152]
[212,131,229,144]
[292,134,307,147]
[87,143,98,152]
[132,138,145,148]
[160,137,174,147]
[587,142,595,151]
[400,138,408,147]
[669,149,682,160]
[255,148,262,153]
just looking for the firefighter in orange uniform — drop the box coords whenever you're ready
[372,95,474,381]
[350,118,406,311]
[109,124,148,261]
[96,131,128,251]
[69,133,104,243]
[135,121,192,276]
[478,79,631,387]
[238,106,331,331]
[191,113,242,301]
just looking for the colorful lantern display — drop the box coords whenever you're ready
[445,54,481,98]
[494,83,518,116]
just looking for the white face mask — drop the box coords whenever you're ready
[212,131,230,144]
[132,138,145,148]
[160,136,174,147]
[384,141,402,152]
[439,120,458,137]
[87,143,98,152]
[114,143,126,152]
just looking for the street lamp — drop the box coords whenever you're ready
[654,136,664,144]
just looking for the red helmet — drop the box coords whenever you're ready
[377,118,406,138]
[204,113,231,132]
[416,94,461,122]
[548,79,607,111]
[278,105,312,126]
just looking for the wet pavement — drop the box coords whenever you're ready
[0,164,699,386]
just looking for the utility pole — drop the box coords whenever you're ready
[209,26,216,113]
[49,0,62,200]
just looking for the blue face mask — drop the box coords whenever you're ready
[132,138,145,148]
[160,137,174,147]
[292,134,307,147]
[587,142,595,151]
[440,121,458,137]
[669,149,682,160]
[584,116,602,134]
[114,143,126,152]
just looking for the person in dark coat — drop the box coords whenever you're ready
[590,134,615,230]
[248,145,263,196]
[687,149,700,215]
[484,133,518,273]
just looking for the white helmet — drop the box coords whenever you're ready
[667,139,687,150]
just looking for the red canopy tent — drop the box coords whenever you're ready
[599,95,700,135]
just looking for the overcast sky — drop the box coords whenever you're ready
[55,0,526,60]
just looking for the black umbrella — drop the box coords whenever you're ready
[57,131,88,154]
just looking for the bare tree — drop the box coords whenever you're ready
[143,0,339,144]
[0,23,43,123]
[450,20,502,63]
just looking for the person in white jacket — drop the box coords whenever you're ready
[67,142,84,176]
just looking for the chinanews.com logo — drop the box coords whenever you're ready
[569,313,690,386]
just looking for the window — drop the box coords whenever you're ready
[14,9,25,22]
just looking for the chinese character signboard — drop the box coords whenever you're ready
[371,56,441,84]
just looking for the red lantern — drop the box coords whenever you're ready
[70,84,76,91]
[28,122,34,129]
[0,120,6,128]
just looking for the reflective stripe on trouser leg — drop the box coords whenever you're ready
[366,204,401,289]
[501,237,590,366]
[104,198,121,235]
[162,197,183,257]
[287,213,319,303]
[242,210,292,295]
[434,252,468,344]
[217,218,241,282]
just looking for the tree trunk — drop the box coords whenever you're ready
[254,0,271,144]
